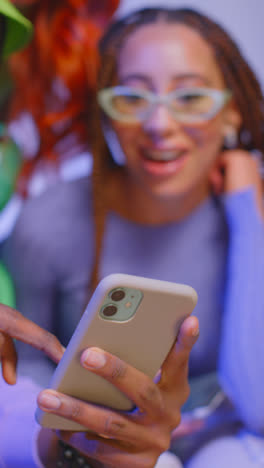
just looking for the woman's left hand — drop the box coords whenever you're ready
[209,149,263,218]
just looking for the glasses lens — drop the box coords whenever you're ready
[111,91,150,118]
[170,91,215,117]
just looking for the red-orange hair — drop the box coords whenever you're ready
[8,0,119,195]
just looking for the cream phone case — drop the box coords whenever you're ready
[36,273,198,430]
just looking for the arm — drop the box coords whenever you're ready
[210,149,264,432]
[219,187,264,432]
[37,316,199,468]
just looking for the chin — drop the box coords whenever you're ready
[146,179,191,202]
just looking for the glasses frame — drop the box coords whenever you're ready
[98,86,232,124]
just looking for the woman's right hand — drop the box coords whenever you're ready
[37,315,199,468]
[0,303,64,384]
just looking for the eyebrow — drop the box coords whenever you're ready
[119,73,212,87]
[171,73,212,86]
[119,74,153,87]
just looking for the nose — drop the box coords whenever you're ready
[142,104,182,139]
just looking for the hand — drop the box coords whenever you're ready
[209,150,263,218]
[37,315,199,468]
[0,303,65,384]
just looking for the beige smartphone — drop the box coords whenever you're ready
[36,273,198,431]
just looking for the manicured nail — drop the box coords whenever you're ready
[82,349,106,369]
[192,326,200,337]
[38,392,61,410]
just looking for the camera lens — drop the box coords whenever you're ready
[102,304,118,317]
[110,289,125,302]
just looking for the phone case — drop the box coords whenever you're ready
[36,273,198,430]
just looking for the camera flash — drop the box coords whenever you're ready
[125,301,132,308]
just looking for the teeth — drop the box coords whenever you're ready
[144,150,184,162]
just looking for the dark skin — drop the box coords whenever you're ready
[0,303,64,384]
[0,302,199,467]
[37,316,199,468]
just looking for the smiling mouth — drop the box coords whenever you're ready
[142,149,186,162]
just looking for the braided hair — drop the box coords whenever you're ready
[89,7,264,291]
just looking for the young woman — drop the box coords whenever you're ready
[3,6,264,467]
[0,4,196,468]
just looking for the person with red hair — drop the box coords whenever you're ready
[8,0,119,196]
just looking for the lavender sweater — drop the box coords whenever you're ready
[2,177,264,438]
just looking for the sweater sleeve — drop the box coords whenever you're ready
[0,377,43,467]
[218,187,264,433]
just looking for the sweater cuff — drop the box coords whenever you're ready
[0,377,43,467]
[221,188,264,232]
[33,428,45,467]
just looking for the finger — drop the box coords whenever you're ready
[0,304,64,363]
[209,167,224,195]
[59,431,157,468]
[80,347,165,418]
[0,332,17,384]
[37,390,159,449]
[160,316,199,387]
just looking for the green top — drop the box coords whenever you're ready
[0,0,33,57]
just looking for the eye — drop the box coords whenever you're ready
[177,93,205,102]
[171,92,214,114]
[112,92,149,114]
[121,94,145,105]
[171,93,202,107]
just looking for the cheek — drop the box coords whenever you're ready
[112,124,141,160]
[186,118,224,162]
[183,119,225,185]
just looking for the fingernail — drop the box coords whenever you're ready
[38,392,61,410]
[192,326,200,337]
[82,349,106,369]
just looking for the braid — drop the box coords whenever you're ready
[89,7,264,292]
[89,53,117,292]
[173,10,264,153]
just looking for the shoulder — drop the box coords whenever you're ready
[23,176,92,221]
[3,177,93,263]
[19,176,91,227]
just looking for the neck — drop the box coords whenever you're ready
[106,170,211,225]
